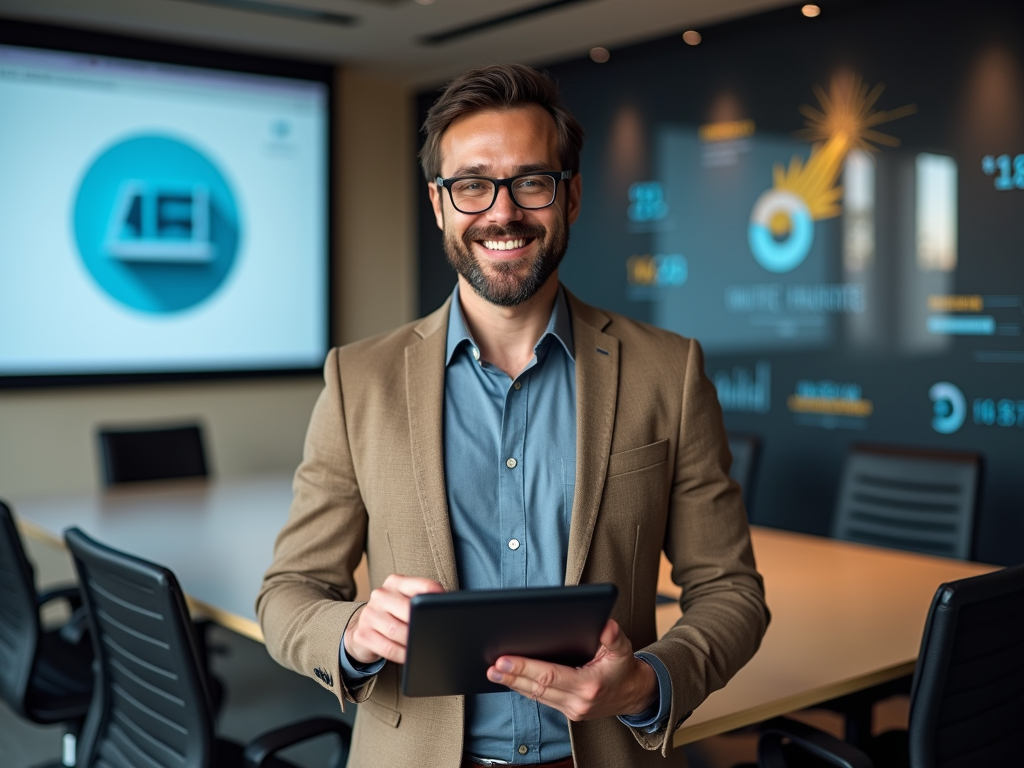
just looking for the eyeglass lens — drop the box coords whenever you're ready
[449,175,557,213]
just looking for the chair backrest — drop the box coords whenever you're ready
[831,446,980,559]
[98,423,209,486]
[65,527,217,768]
[908,563,1024,768]
[0,500,41,717]
[726,433,760,516]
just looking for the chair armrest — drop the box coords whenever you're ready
[759,717,874,768]
[39,586,91,646]
[37,584,83,611]
[58,606,91,645]
[243,717,352,768]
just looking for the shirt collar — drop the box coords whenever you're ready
[445,283,575,367]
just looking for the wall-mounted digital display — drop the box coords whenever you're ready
[417,0,1024,564]
[0,23,332,385]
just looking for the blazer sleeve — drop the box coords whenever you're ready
[629,338,770,754]
[256,348,377,709]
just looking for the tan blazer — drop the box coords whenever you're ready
[257,291,768,767]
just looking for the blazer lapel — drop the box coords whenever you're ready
[405,298,460,591]
[564,292,619,587]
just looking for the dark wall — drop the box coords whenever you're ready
[417,0,1024,565]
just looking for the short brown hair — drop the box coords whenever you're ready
[419,63,585,181]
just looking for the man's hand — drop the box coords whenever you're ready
[343,574,444,665]
[486,619,658,721]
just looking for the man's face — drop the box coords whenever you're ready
[428,104,582,307]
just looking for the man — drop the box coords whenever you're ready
[257,64,768,768]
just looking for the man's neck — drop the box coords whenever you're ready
[456,274,559,379]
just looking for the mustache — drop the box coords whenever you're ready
[463,222,546,242]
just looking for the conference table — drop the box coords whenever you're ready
[15,474,322,643]
[14,474,995,748]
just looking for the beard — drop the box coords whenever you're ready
[443,213,569,308]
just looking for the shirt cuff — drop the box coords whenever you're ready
[616,652,672,733]
[338,621,386,686]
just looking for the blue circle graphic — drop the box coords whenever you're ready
[929,381,966,434]
[747,189,814,273]
[73,135,240,313]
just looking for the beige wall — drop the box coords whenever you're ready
[337,68,417,345]
[0,68,416,500]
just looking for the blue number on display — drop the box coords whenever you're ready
[982,154,1024,190]
[656,254,688,286]
[973,398,1024,427]
[626,253,688,286]
[996,155,1012,190]
[997,399,1016,427]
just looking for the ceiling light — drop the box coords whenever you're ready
[682,30,702,46]
[414,0,436,4]
[802,4,821,17]
[590,47,610,63]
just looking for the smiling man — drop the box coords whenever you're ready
[258,64,769,768]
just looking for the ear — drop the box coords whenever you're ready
[427,181,445,230]
[566,172,582,225]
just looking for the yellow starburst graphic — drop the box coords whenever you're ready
[768,73,916,235]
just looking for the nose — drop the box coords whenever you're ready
[486,184,523,225]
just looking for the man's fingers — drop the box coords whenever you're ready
[488,658,602,720]
[383,573,445,599]
[599,619,630,655]
[361,598,410,641]
[488,657,570,694]
[485,622,648,721]
[366,585,415,624]
[501,672,575,707]
[344,573,444,664]
[366,575,445,627]
[356,626,408,665]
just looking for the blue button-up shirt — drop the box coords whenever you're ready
[445,285,578,763]
[341,285,669,762]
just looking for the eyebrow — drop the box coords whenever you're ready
[448,163,555,177]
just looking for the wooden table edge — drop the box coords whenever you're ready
[672,660,917,746]
[187,597,265,643]
[17,515,267,644]
[17,516,64,551]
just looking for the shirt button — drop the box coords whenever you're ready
[508,539,520,550]
[506,457,517,469]
[518,745,529,755]
[513,381,522,390]
[472,347,480,361]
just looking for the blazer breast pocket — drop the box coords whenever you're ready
[606,438,669,478]
[597,438,671,534]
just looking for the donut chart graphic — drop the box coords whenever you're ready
[929,381,966,434]
[746,74,916,274]
[747,189,814,273]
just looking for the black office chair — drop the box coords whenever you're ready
[0,500,94,768]
[831,445,980,560]
[97,422,209,486]
[818,445,983,747]
[97,422,230,706]
[757,562,1024,768]
[64,526,351,768]
[727,432,761,517]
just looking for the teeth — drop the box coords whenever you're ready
[482,239,526,251]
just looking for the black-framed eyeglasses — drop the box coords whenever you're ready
[435,170,572,214]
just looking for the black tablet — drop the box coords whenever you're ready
[402,583,618,697]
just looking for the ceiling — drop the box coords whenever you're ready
[0,0,794,86]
